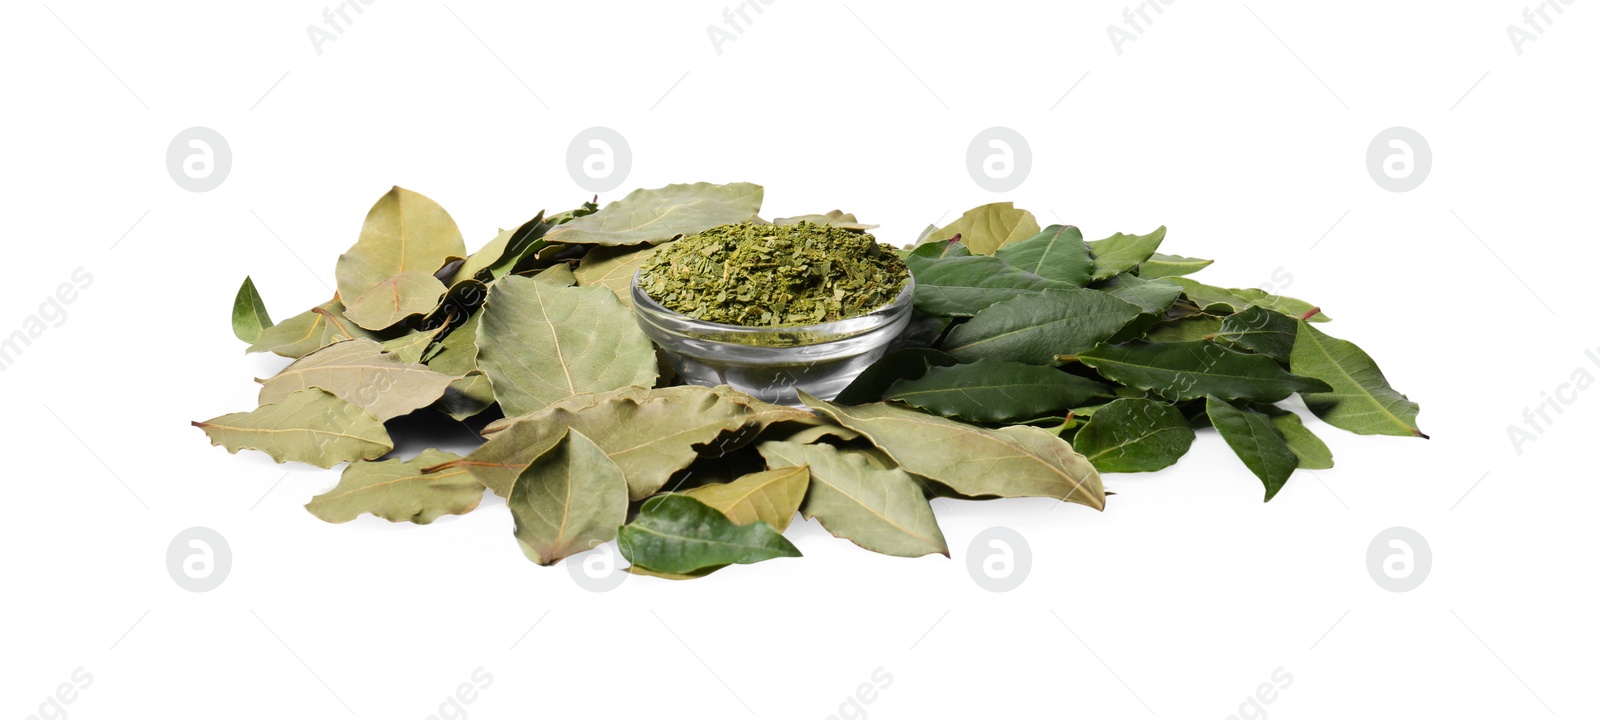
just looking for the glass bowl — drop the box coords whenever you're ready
[630,272,914,406]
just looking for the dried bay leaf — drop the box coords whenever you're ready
[450,385,792,500]
[192,388,392,468]
[543,181,764,246]
[942,289,1145,365]
[1290,320,1424,437]
[306,449,481,524]
[903,241,1071,317]
[921,202,1041,255]
[232,277,273,343]
[529,262,576,286]
[1088,226,1166,280]
[617,494,801,576]
[884,358,1110,423]
[802,395,1105,509]
[773,210,878,230]
[247,299,377,358]
[343,270,449,331]
[760,441,947,558]
[1205,396,1298,501]
[682,464,809,533]
[258,338,457,422]
[573,243,662,305]
[1075,341,1332,403]
[1069,398,1195,473]
[476,277,658,417]
[993,224,1094,286]
[510,429,630,566]
[451,211,548,283]
[335,187,466,303]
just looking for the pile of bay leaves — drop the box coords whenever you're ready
[196,182,1423,579]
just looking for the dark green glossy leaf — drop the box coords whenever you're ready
[1215,306,1299,361]
[1088,226,1166,280]
[942,289,1144,365]
[1290,321,1424,437]
[1143,315,1222,343]
[884,358,1109,423]
[833,348,960,405]
[1075,341,1332,402]
[904,242,1070,317]
[617,494,801,575]
[1071,398,1195,473]
[1138,252,1212,279]
[1258,406,1334,469]
[1205,396,1297,501]
[993,224,1094,286]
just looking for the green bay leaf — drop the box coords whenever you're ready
[1071,398,1195,473]
[1088,226,1166,280]
[760,441,947,558]
[510,429,630,566]
[1289,321,1424,437]
[993,224,1094,286]
[1076,340,1332,402]
[192,388,392,468]
[246,299,377,358]
[942,289,1144,365]
[904,242,1070,317]
[1137,252,1213,279]
[306,449,481,524]
[543,182,764,246]
[476,277,658,417]
[617,494,801,575]
[884,358,1110,423]
[1205,396,1297,501]
[1143,315,1223,343]
[1260,407,1334,469]
[232,276,273,343]
[1215,306,1299,362]
[832,348,961,405]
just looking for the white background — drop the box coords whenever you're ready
[3,1,1596,718]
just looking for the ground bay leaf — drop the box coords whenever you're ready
[1290,321,1424,437]
[543,181,764,246]
[306,449,481,524]
[941,289,1144,365]
[682,464,809,533]
[335,187,466,303]
[476,277,658,417]
[258,338,457,422]
[510,429,630,566]
[192,388,392,468]
[802,395,1105,509]
[617,494,800,576]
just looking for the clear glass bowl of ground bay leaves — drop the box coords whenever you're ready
[629,221,916,408]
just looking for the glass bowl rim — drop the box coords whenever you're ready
[629,269,915,342]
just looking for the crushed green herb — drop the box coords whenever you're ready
[638,221,908,327]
